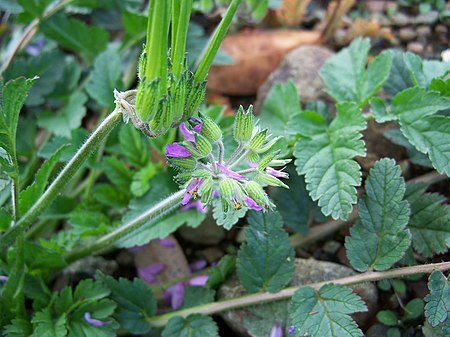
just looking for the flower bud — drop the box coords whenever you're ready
[233,105,254,142]
[199,177,213,204]
[258,151,278,170]
[256,172,289,189]
[174,172,192,184]
[169,73,187,126]
[198,113,222,143]
[248,129,267,151]
[135,78,160,122]
[149,98,172,134]
[245,181,274,209]
[183,79,206,121]
[168,156,197,171]
[246,151,259,163]
[192,169,211,179]
[185,134,212,158]
[257,136,281,154]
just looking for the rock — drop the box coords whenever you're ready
[416,25,431,38]
[407,41,425,54]
[414,11,439,25]
[398,27,417,42]
[390,12,410,26]
[254,45,334,112]
[218,258,378,336]
[435,24,448,36]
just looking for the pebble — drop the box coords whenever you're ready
[414,10,439,25]
[398,27,417,42]
[435,24,448,35]
[416,25,431,38]
[407,42,425,54]
[390,12,410,26]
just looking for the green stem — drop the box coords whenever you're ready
[11,178,20,220]
[0,110,122,254]
[194,0,241,83]
[64,189,186,263]
[229,148,251,169]
[171,0,192,77]
[148,261,450,327]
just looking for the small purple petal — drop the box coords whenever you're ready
[137,262,165,284]
[164,283,185,310]
[217,163,245,180]
[0,275,8,282]
[248,162,258,168]
[158,239,176,248]
[166,143,191,158]
[128,245,146,253]
[288,326,295,334]
[190,260,207,272]
[181,200,208,213]
[266,167,289,179]
[211,261,219,267]
[188,275,209,286]
[84,312,111,327]
[244,195,262,211]
[213,190,220,198]
[179,123,195,142]
[270,321,283,337]
[182,192,192,205]
[189,117,203,133]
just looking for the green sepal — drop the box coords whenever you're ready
[257,136,281,154]
[185,134,212,158]
[199,113,222,143]
[169,71,187,126]
[135,77,161,122]
[168,156,197,171]
[191,169,211,178]
[245,181,274,209]
[174,172,193,184]
[246,151,259,163]
[184,79,206,121]
[256,172,289,189]
[199,177,213,204]
[258,151,278,171]
[149,98,172,134]
[248,129,267,151]
[233,105,254,142]
[138,47,147,81]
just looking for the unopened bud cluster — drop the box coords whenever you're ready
[166,105,289,215]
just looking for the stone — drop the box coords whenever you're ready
[390,12,410,26]
[407,41,425,54]
[414,11,439,25]
[218,258,378,336]
[254,45,334,113]
[416,25,431,38]
[398,27,417,42]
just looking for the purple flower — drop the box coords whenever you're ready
[137,262,165,284]
[217,163,245,181]
[190,260,207,272]
[188,274,209,286]
[243,195,262,211]
[0,275,8,282]
[189,117,203,133]
[179,123,195,142]
[288,326,295,334]
[182,178,204,205]
[181,200,208,213]
[166,143,191,158]
[164,283,185,310]
[266,167,289,179]
[84,312,111,327]
[270,321,283,337]
[158,239,176,248]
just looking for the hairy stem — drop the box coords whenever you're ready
[229,148,252,169]
[0,110,122,254]
[148,261,450,327]
[64,189,186,263]
[225,143,244,166]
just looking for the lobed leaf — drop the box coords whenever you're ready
[30,308,67,337]
[236,210,294,293]
[289,284,367,337]
[345,159,411,272]
[293,102,366,220]
[162,314,219,337]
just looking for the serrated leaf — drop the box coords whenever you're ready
[86,48,122,108]
[425,271,450,327]
[320,37,393,107]
[384,50,415,97]
[24,242,66,272]
[244,300,289,337]
[212,197,246,230]
[0,208,12,232]
[404,52,450,88]
[405,184,450,257]
[237,210,294,293]
[3,318,32,337]
[102,156,133,193]
[100,276,156,335]
[389,87,450,175]
[345,159,411,272]
[31,308,67,337]
[119,123,149,168]
[182,286,215,309]
[293,102,366,220]
[69,210,110,237]
[206,255,236,290]
[289,284,367,337]
[41,16,108,63]
[92,184,129,208]
[19,145,68,215]
[37,91,87,138]
[161,314,219,337]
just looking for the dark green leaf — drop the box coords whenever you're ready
[162,314,219,337]
[345,159,411,272]
[102,156,133,193]
[24,242,66,272]
[425,271,450,327]
[119,123,149,168]
[30,308,67,337]
[244,300,289,337]
[0,208,12,232]
[3,318,32,337]
[237,210,294,293]
[182,286,215,309]
[403,298,424,321]
[377,310,398,326]
[92,184,129,208]
[69,210,110,237]
[206,255,236,290]
[18,0,51,17]
[384,50,415,97]
[404,52,450,88]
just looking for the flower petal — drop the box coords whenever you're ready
[189,117,203,133]
[181,200,208,213]
[266,167,289,179]
[0,275,8,282]
[179,123,195,142]
[270,321,283,337]
[244,195,262,211]
[137,262,166,284]
[288,326,296,334]
[189,260,207,272]
[158,239,176,248]
[84,312,111,327]
[188,274,209,286]
[217,163,245,180]
[164,283,185,310]
[166,143,191,158]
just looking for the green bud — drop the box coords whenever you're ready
[174,172,192,184]
[246,151,259,163]
[168,156,197,171]
[219,178,234,212]
[258,151,278,170]
[195,133,213,158]
[135,77,160,122]
[245,181,274,209]
[199,113,222,143]
[192,169,211,178]
[199,177,213,204]
[257,136,281,154]
[256,172,289,189]
[248,129,267,151]
[184,78,206,121]
[149,98,173,135]
[233,105,254,142]
[269,159,292,166]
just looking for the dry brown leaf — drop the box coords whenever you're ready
[207,29,321,96]
[276,0,311,26]
[319,0,356,42]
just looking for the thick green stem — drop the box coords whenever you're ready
[0,110,122,254]
[194,0,241,83]
[148,261,450,327]
[64,189,186,263]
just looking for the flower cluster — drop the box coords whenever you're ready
[166,105,289,215]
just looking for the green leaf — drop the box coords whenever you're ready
[31,308,67,337]
[405,184,450,257]
[92,184,129,208]
[37,91,87,138]
[0,77,37,177]
[102,156,133,193]
[23,242,66,272]
[425,271,450,327]
[206,255,236,290]
[293,102,366,220]
[17,0,51,17]
[289,284,367,337]
[237,210,294,293]
[384,50,415,97]
[3,318,32,337]
[258,81,301,138]
[69,210,110,237]
[100,275,156,335]
[162,314,219,337]
[130,163,161,197]
[119,123,149,168]
[403,298,424,321]
[404,52,450,88]
[182,286,215,309]
[377,310,398,326]
[86,48,122,108]
[389,87,450,175]
[0,208,12,232]
[320,37,393,107]
[41,16,108,63]
[19,145,68,215]
[345,159,411,272]
[244,300,289,337]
